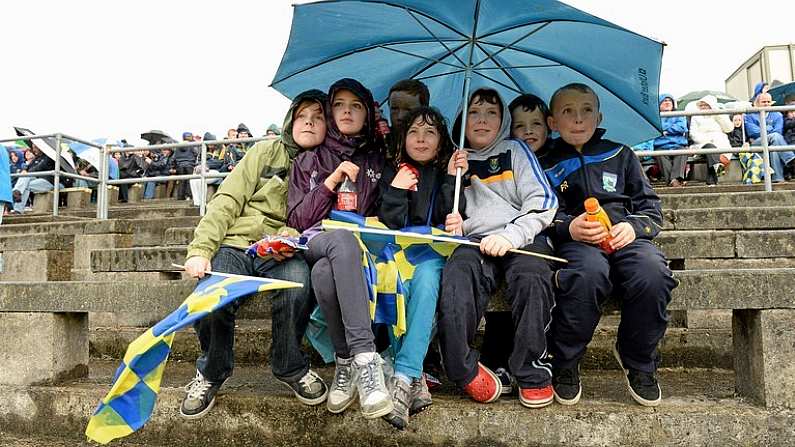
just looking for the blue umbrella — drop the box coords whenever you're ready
[271,0,664,148]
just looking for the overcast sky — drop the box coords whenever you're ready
[1,1,793,146]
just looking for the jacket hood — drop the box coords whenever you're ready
[282,89,328,157]
[451,87,511,155]
[325,78,377,152]
[696,94,720,111]
[752,82,768,101]
[659,93,676,108]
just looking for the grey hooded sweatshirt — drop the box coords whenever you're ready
[455,88,558,248]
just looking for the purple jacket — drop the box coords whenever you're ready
[287,78,385,236]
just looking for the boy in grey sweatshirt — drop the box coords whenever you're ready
[438,87,558,409]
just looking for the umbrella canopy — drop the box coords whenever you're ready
[271,0,664,147]
[68,138,120,179]
[141,130,177,145]
[676,90,737,111]
[770,81,795,106]
[14,126,77,173]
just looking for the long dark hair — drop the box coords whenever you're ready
[394,106,454,171]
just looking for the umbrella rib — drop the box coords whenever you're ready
[481,43,658,129]
[378,44,466,70]
[404,7,467,67]
[271,38,465,86]
[471,22,551,69]
[470,70,522,95]
[473,42,523,93]
[473,64,561,70]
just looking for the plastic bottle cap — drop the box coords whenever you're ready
[584,197,599,213]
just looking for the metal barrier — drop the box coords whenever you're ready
[638,104,795,192]
[3,104,794,218]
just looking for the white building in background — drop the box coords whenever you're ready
[725,44,795,101]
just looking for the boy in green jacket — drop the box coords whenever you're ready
[180,89,329,419]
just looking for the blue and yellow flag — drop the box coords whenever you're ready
[85,273,301,445]
[322,211,459,337]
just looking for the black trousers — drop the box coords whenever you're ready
[438,238,555,389]
[549,239,677,373]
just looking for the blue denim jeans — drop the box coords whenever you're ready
[12,177,58,213]
[194,246,314,384]
[388,257,444,380]
[753,133,795,182]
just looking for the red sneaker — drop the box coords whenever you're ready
[519,385,554,408]
[462,363,500,403]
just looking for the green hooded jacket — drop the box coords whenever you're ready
[187,89,327,260]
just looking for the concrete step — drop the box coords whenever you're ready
[164,227,195,246]
[3,361,793,446]
[64,204,199,220]
[91,230,795,273]
[655,181,795,195]
[671,206,795,230]
[89,318,732,370]
[660,189,795,210]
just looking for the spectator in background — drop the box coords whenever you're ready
[687,95,734,186]
[12,146,58,214]
[189,132,226,207]
[784,94,795,145]
[236,123,252,151]
[145,147,175,198]
[653,94,689,187]
[729,113,763,184]
[118,148,147,202]
[8,150,24,187]
[0,147,11,219]
[226,128,238,140]
[386,79,430,161]
[173,132,199,200]
[23,149,35,167]
[266,124,281,138]
[744,92,794,182]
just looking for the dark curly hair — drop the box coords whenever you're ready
[393,106,454,171]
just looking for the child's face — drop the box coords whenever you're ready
[548,89,601,150]
[510,107,548,152]
[465,95,501,150]
[292,101,326,149]
[389,90,422,130]
[405,116,440,165]
[332,89,366,136]
[732,115,743,127]
[659,98,674,112]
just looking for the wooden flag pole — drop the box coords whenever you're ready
[170,264,304,287]
[321,223,568,264]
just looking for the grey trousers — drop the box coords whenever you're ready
[657,153,688,184]
[306,230,375,358]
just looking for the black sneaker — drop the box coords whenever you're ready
[277,369,328,406]
[552,366,582,405]
[383,376,411,430]
[612,344,661,406]
[494,368,514,395]
[180,371,225,419]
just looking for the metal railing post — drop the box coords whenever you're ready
[99,144,110,219]
[96,144,107,219]
[52,133,62,216]
[758,109,773,192]
[200,142,207,216]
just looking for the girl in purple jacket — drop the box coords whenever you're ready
[287,78,390,419]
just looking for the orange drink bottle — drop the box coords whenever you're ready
[584,197,615,254]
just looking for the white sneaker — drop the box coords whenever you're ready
[354,353,393,419]
[327,356,357,413]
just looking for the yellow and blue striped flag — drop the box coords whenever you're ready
[322,211,459,337]
[85,273,301,445]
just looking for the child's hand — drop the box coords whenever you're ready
[480,234,513,257]
[447,150,468,176]
[609,222,635,251]
[391,165,418,190]
[569,212,609,244]
[184,256,211,278]
[271,230,296,262]
[324,161,359,190]
[445,212,463,235]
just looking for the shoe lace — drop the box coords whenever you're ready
[297,370,321,391]
[358,361,379,395]
[333,364,353,391]
[184,373,213,400]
